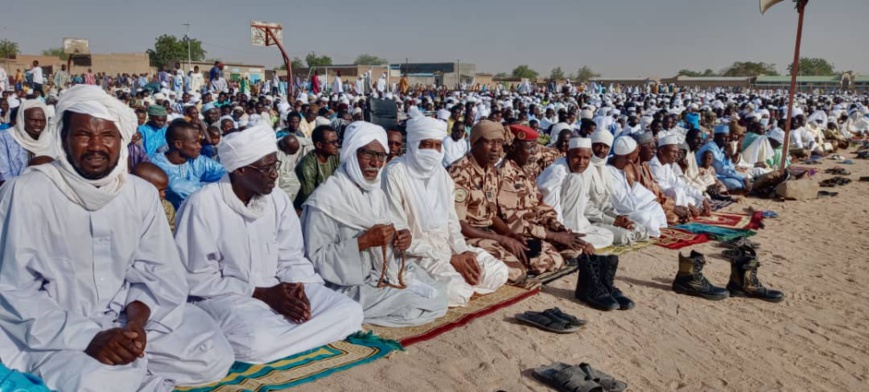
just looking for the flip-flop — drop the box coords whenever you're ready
[543,307,587,327]
[560,363,628,392]
[860,176,869,182]
[533,363,603,392]
[762,211,780,219]
[517,311,583,334]
[817,190,838,198]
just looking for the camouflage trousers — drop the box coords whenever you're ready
[467,238,564,284]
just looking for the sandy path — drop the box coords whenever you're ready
[297,153,869,392]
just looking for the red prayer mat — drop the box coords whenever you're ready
[655,228,710,250]
[689,211,765,230]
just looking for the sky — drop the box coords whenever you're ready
[4,0,868,77]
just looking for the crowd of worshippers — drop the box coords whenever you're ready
[1,76,869,391]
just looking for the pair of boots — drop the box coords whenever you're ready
[673,250,784,302]
[575,255,634,311]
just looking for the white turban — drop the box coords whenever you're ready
[580,109,594,119]
[340,121,388,191]
[32,85,137,211]
[568,137,592,150]
[436,109,451,121]
[613,136,638,155]
[403,117,449,230]
[658,134,681,147]
[315,117,331,127]
[406,117,447,145]
[590,129,614,147]
[11,99,53,156]
[768,128,785,144]
[550,122,572,138]
[218,123,279,172]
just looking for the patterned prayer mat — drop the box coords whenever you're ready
[655,228,710,250]
[672,223,756,242]
[366,285,539,346]
[596,240,656,256]
[689,211,764,230]
[174,332,400,392]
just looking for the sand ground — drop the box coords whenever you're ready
[298,152,869,392]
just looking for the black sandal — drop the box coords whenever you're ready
[517,311,583,334]
[543,307,587,327]
[533,363,603,392]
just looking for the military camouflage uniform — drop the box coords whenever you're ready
[497,159,568,272]
[525,147,564,179]
[449,154,527,283]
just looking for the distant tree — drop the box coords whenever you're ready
[702,68,717,76]
[354,54,388,65]
[677,68,719,77]
[277,57,305,70]
[146,34,206,69]
[0,39,19,59]
[41,47,69,60]
[549,66,565,80]
[788,57,835,76]
[575,66,600,83]
[305,52,332,67]
[721,61,779,77]
[511,65,538,79]
[494,72,509,78]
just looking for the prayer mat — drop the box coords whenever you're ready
[689,211,764,230]
[709,199,734,211]
[672,223,756,242]
[174,332,401,392]
[789,166,818,177]
[366,285,539,347]
[596,240,655,256]
[524,265,578,288]
[655,228,710,250]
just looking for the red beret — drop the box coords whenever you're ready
[509,124,539,141]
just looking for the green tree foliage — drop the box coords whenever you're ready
[549,66,565,80]
[788,57,835,76]
[678,68,718,77]
[277,57,305,70]
[511,65,538,79]
[305,52,333,67]
[721,61,779,77]
[0,39,19,59]
[575,66,601,82]
[353,54,388,65]
[41,47,69,60]
[146,34,206,69]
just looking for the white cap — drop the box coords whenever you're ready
[613,136,638,155]
[569,137,592,150]
[590,129,614,146]
[658,134,681,147]
[768,128,785,144]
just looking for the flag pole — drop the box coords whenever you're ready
[779,0,808,171]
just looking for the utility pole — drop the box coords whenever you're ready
[183,23,191,71]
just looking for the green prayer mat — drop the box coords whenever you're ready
[672,223,756,242]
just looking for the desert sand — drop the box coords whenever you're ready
[298,154,869,392]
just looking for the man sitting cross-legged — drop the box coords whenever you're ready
[174,123,364,364]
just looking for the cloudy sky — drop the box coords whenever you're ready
[5,0,867,77]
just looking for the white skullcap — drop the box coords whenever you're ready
[613,136,638,155]
[550,122,572,136]
[218,123,279,172]
[406,117,447,145]
[315,117,331,127]
[568,137,592,150]
[436,109,451,121]
[580,109,594,119]
[768,128,785,144]
[658,134,681,147]
[590,129,614,146]
[352,107,363,115]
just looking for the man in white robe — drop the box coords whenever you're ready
[584,129,649,245]
[174,124,363,364]
[536,137,614,250]
[607,137,668,238]
[442,119,469,167]
[383,117,508,307]
[649,134,711,214]
[376,73,387,94]
[302,121,448,327]
[0,85,233,392]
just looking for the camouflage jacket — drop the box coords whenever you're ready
[497,159,566,239]
[449,154,499,229]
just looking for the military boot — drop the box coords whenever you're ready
[575,255,620,311]
[727,254,785,303]
[601,255,635,310]
[672,251,729,300]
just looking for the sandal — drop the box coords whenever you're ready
[817,190,838,198]
[543,307,587,327]
[860,176,869,182]
[533,363,603,392]
[517,311,583,334]
[571,363,628,392]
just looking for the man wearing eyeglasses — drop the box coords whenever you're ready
[151,120,226,209]
[175,124,364,363]
[293,125,341,211]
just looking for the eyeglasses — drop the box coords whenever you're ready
[245,161,282,175]
[357,148,388,162]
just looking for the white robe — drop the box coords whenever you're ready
[383,159,508,307]
[442,136,469,167]
[586,161,649,245]
[649,156,706,208]
[607,165,668,238]
[536,159,614,250]
[0,172,233,392]
[174,180,363,364]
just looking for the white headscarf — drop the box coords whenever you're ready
[400,117,449,231]
[589,129,614,197]
[31,85,136,211]
[11,99,54,156]
[219,123,278,172]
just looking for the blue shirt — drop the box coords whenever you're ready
[137,123,168,157]
[696,142,744,181]
[0,131,29,182]
[151,153,226,209]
